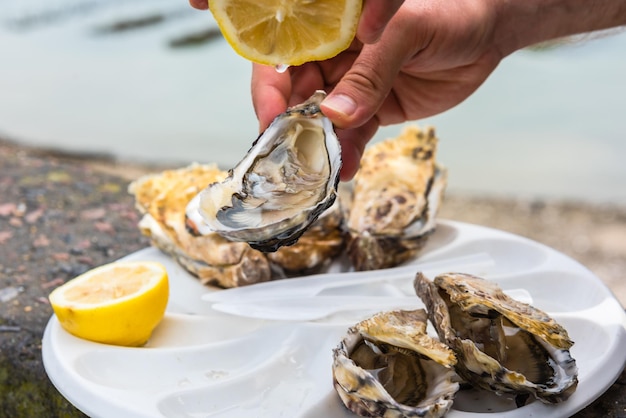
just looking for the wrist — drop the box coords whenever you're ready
[493,0,626,56]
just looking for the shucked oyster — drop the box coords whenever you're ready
[130,163,344,286]
[333,309,459,418]
[267,202,345,276]
[129,164,273,288]
[186,90,341,253]
[415,272,578,406]
[347,126,447,271]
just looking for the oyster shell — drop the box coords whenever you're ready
[414,272,578,406]
[129,164,273,288]
[347,126,447,271]
[333,309,459,418]
[267,202,345,276]
[186,90,341,253]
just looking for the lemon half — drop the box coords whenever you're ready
[210,0,363,66]
[49,261,169,347]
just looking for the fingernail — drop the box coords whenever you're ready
[322,94,357,117]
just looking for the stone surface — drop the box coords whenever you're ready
[0,138,624,417]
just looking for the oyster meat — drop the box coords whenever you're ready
[129,163,273,288]
[333,309,459,418]
[414,272,578,406]
[186,90,341,253]
[347,126,447,271]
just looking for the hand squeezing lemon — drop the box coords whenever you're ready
[210,0,363,66]
[49,261,169,347]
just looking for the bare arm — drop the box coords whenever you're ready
[495,0,626,55]
[191,0,626,179]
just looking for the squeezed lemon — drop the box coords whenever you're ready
[49,261,169,347]
[209,0,363,66]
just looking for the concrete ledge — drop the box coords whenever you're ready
[1,138,624,416]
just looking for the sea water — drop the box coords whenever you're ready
[0,0,625,204]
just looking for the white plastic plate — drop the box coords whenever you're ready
[43,220,626,417]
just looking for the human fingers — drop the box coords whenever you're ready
[320,18,416,130]
[188,0,208,10]
[287,63,326,107]
[336,118,379,181]
[251,64,291,131]
[357,0,405,43]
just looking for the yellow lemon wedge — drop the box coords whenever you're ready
[210,0,363,66]
[49,261,169,347]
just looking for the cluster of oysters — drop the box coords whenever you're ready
[332,272,578,417]
[129,91,446,288]
[128,91,578,416]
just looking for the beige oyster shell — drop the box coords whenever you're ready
[347,126,447,271]
[129,164,272,288]
[186,90,341,253]
[130,163,344,286]
[267,202,345,276]
[333,309,459,418]
[414,272,578,406]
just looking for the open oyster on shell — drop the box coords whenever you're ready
[130,163,346,287]
[129,164,273,288]
[414,272,578,406]
[333,309,459,418]
[186,90,341,253]
[346,126,447,271]
[266,202,345,276]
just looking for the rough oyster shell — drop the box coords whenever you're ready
[186,90,341,253]
[414,272,578,405]
[267,202,345,276]
[333,309,459,418]
[129,164,273,288]
[347,126,447,271]
[130,163,345,286]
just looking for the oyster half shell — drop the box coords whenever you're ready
[333,309,459,418]
[186,90,341,253]
[347,126,447,271]
[267,202,345,276]
[415,272,578,406]
[129,164,273,288]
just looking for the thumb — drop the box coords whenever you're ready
[320,36,409,130]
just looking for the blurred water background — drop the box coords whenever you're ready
[1,0,625,204]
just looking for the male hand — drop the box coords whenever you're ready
[252,0,502,180]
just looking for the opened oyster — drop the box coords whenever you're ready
[267,202,345,276]
[130,163,346,286]
[186,90,341,253]
[333,309,459,418]
[415,272,578,406]
[347,126,447,271]
[129,164,273,288]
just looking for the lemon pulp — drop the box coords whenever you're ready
[49,261,169,347]
[210,0,362,66]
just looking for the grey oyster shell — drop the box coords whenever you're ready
[414,272,578,406]
[266,202,345,276]
[186,90,341,253]
[346,126,447,271]
[332,309,459,418]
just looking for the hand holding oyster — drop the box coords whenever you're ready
[131,91,448,286]
[185,90,446,263]
[186,90,342,253]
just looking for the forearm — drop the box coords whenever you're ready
[494,0,626,55]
